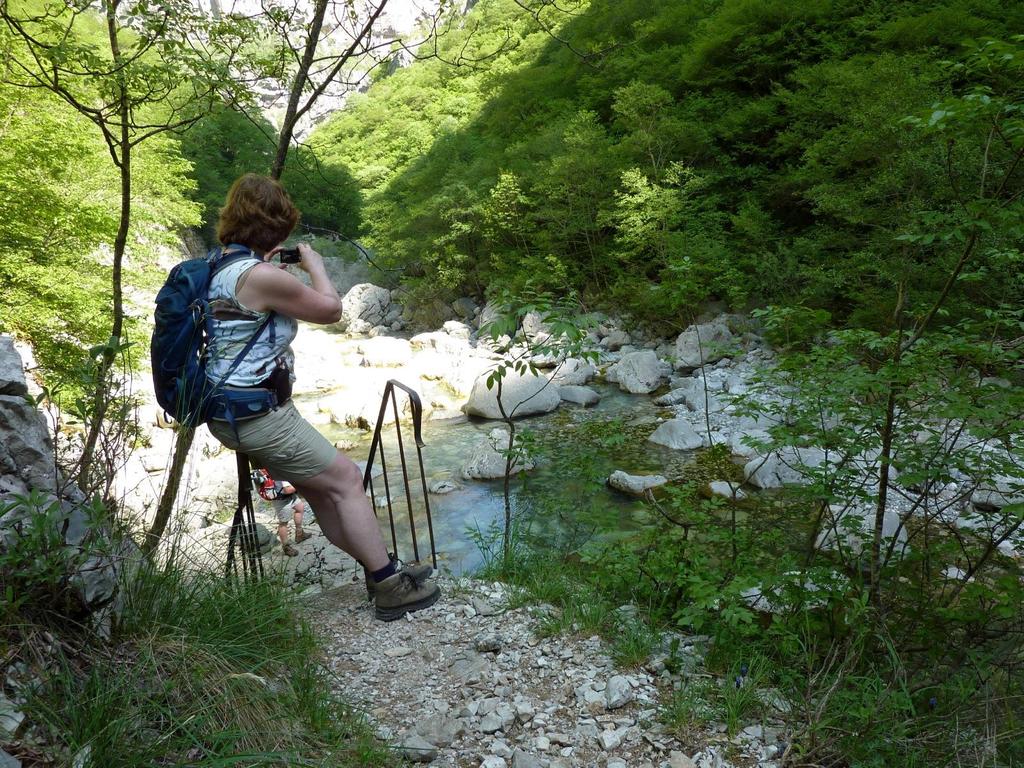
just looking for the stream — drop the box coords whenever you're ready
[319,383,697,574]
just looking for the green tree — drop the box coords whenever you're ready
[1,0,252,493]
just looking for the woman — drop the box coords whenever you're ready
[205,173,438,621]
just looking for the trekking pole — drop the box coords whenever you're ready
[225,451,264,581]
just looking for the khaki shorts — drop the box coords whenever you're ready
[207,400,337,481]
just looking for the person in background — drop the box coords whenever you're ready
[252,467,312,556]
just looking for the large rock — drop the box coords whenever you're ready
[461,428,536,479]
[409,330,472,357]
[0,394,56,495]
[728,429,770,459]
[971,475,1024,511]
[340,283,391,333]
[674,322,734,371]
[442,320,473,340]
[550,358,597,387]
[683,389,725,414]
[355,337,412,367]
[648,419,704,451]
[608,471,667,496]
[605,350,666,394]
[0,494,119,611]
[558,385,600,406]
[816,504,907,555]
[464,369,561,420]
[0,336,28,396]
[744,447,827,488]
[451,297,478,320]
[654,382,699,406]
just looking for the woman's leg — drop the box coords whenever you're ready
[288,453,390,571]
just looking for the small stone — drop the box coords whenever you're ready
[548,732,572,746]
[489,740,514,758]
[668,751,696,768]
[607,760,628,768]
[0,748,20,768]
[514,700,535,721]
[511,750,543,768]
[415,715,461,748]
[480,757,507,768]
[0,695,24,738]
[478,697,501,716]
[709,481,747,500]
[473,597,501,616]
[605,676,634,709]
[399,734,438,762]
[496,703,516,729]
[608,470,668,496]
[384,646,413,658]
[598,728,625,750]
[480,712,504,734]
[428,478,463,494]
[534,736,550,751]
[476,636,502,653]
[742,724,763,740]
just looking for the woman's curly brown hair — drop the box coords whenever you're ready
[217,173,300,253]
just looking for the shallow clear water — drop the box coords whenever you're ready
[317,384,694,574]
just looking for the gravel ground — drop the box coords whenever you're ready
[303,576,787,768]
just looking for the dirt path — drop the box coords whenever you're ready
[304,577,782,768]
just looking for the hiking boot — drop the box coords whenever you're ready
[295,529,313,544]
[364,556,434,600]
[282,543,299,557]
[373,572,441,622]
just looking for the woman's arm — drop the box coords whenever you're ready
[237,243,342,324]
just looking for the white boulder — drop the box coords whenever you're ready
[744,447,827,489]
[559,385,600,406]
[550,358,598,386]
[648,419,704,450]
[608,471,667,496]
[340,283,391,332]
[464,369,561,420]
[605,350,667,394]
[674,322,734,371]
[816,503,908,555]
[461,428,536,480]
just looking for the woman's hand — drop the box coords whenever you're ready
[295,242,324,274]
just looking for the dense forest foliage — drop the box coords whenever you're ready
[0,82,199,381]
[315,0,1024,330]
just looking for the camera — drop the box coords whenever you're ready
[277,246,301,264]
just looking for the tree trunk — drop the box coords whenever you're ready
[77,4,131,493]
[143,425,196,557]
[270,0,329,179]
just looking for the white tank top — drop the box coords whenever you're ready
[205,256,298,387]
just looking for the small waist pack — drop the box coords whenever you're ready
[207,356,292,429]
[208,385,279,425]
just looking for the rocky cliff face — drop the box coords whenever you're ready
[0,335,120,619]
[0,336,56,497]
[210,0,447,138]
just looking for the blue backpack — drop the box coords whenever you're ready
[151,245,274,427]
